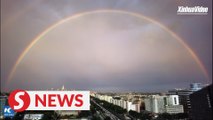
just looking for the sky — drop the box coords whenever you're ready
[1,0,212,92]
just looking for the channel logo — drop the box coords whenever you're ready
[4,106,15,117]
[8,90,30,112]
[177,6,208,15]
[8,90,90,112]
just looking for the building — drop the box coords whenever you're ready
[130,101,141,113]
[57,110,79,116]
[145,95,164,113]
[93,94,141,113]
[190,84,212,120]
[170,90,193,114]
[55,85,79,117]
[0,96,8,119]
[168,83,203,114]
[144,95,183,114]
[165,105,184,114]
[190,83,202,91]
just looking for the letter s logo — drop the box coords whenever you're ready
[14,92,25,110]
[9,90,30,112]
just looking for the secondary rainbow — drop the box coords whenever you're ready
[7,10,210,85]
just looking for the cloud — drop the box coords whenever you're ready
[6,12,206,91]
[1,0,211,92]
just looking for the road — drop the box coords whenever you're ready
[91,99,121,120]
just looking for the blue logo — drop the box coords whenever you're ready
[4,106,15,117]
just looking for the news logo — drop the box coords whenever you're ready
[8,89,30,112]
[8,90,90,112]
[4,106,15,117]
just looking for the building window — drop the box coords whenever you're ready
[207,94,211,108]
[164,97,167,106]
[174,97,177,105]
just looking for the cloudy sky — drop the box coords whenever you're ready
[1,0,212,92]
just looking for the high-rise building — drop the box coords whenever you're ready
[190,83,202,91]
[144,95,183,114]
[168,83,203,114]
[145,95,164,113]
[190,84,212,120]
[93,94,141,112]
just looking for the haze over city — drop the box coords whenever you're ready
[1,0,212,92]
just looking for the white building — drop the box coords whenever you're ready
[124,100,141,112]
[93,94,141,113]
[168,83,203,114]
[145,95,183,114]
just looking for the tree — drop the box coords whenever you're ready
[104,116,111,120]
[157,113,172,120]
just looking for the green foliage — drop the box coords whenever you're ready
[78,111,91,118]
[104,116,111,120]
[91,116,102,120]
[157,113,188,120]
[129,110,152,120]
[92,97,126,115]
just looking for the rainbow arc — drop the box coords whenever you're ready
[7,10,210,85]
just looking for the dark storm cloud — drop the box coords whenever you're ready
[1,0,212,92]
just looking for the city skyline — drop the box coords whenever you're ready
[1,0,212,92]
